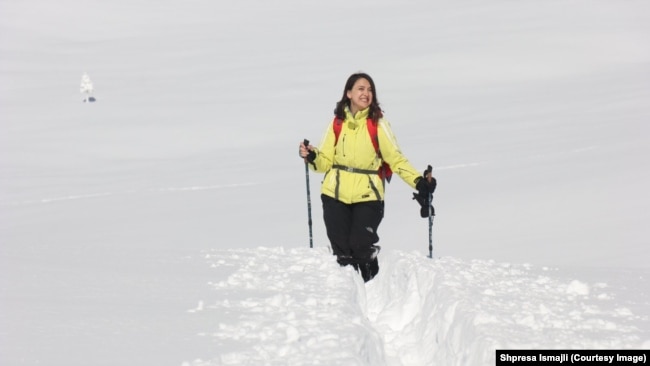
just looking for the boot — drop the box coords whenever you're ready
[359,258,379,282]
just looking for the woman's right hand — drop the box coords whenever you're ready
[299,140,316,162]
[299,141,310,158]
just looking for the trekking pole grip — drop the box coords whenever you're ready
[301,139,310,159]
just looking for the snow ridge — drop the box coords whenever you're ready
[185,248,648,366]
[367,252,647,365]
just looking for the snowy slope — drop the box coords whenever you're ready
[184,248,648,366]
[1,0,650,365]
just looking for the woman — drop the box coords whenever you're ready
[299,72,435,282]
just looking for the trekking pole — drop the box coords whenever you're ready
[428,194,433,259]
[425,165,433,259]
[303,139,314,249]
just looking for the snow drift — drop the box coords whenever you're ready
[183,248,648,365]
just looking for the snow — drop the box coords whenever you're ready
[180,249,647,365]
[1,0,649,365]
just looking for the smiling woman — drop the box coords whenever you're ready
[298,72,436,282]
[339,74,379,118]
[346,77,372,114]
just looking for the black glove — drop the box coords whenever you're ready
[413,166,436,218]
[415,176,436,194]
[416,165,436,194]
[301,139,317,167]
[305,149,316,163]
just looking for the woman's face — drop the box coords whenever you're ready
[346,78,373,114]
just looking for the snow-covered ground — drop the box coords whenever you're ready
[1,0,649,365]
[184,248,648,365]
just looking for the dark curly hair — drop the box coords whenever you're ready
[334,72,383,122]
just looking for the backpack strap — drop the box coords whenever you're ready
[366,119,393,183]
[333,117,343,145]
[366,118,380,153]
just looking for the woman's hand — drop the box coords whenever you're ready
[299,141,310,158]
[299,140,317,162]
[416,165,436,194]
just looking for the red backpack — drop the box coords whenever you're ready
[332,117,393,183]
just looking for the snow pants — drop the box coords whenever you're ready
[321,194,383,281]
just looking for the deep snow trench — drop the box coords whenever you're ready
[184,247,648,366]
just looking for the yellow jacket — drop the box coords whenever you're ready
[310,107,422,203]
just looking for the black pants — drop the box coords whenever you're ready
[322,194,384,281]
